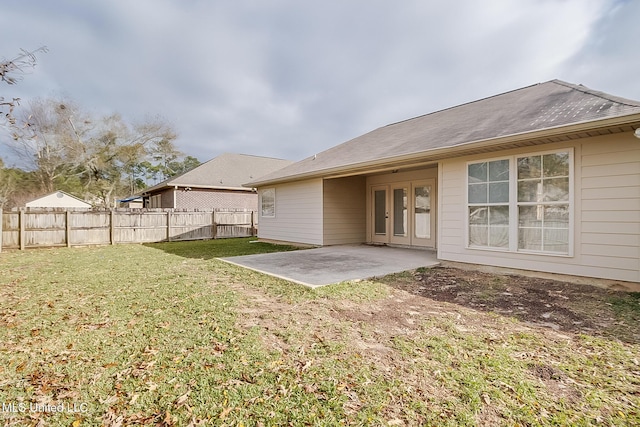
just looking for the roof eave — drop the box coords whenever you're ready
[248,113,640,187]
[141,184,255,195]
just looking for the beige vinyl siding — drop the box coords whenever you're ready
[323,176,366,245]
[257,178,323,245]
[438,162,465,254]
[580,133,640,282]
[438,132,640,283]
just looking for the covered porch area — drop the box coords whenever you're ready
[322,164,438,249]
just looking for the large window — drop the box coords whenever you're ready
[467,150,571,255]
[468,159,510,248]
[260,188,275,217]
[517,153,570,253]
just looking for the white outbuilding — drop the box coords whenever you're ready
[25,191,92,209]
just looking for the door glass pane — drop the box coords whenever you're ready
[393,188,407,236]
[374,190,386,235]
[414,185,430,239]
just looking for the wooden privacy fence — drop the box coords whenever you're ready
[0,208,258,251]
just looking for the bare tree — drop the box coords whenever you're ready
[8,96,181,206]
[1,47,48,130]
[10,98,86,193]
[81,115,179,206]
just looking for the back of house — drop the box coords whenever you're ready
[247,80,640,284]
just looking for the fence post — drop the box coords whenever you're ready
[66,210,71,247]
[251,210,256,236]
[167,211,172,242]
[0,208,3,253]
[212,211,217,239]
[110,210,115,245]
[19,209,25,250]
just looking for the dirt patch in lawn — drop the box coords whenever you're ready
[384,266,640,344]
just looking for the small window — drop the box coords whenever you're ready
[260,188,275,217]
[150,194,162,208]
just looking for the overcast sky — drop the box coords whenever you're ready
[1,0,639,166]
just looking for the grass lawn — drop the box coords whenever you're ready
[1,238,638,426]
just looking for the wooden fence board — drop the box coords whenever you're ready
[70,229,110,245]
[114,227,168,243]
[25,212,66,230]
[1,211,19,248]
[26,229,66,247]
[217,225,253,238]
[215,211,252,225]
[3,212,19,231]
[170,226,215,241]
[0,208,257,250]
[70,211,111,228]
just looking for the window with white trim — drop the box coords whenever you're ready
[517,152,570,253]
[467,149,571,255]
[468,159,510,248]
[260,188,275,217]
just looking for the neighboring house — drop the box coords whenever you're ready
[141,153,293,210]
[25,191,92,209]
[247,80,640,283]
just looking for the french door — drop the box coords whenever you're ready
[371,185,389,244]
[371,180,435,247]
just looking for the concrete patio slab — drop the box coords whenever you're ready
[218,244,439,288]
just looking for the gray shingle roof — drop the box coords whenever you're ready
[143,153,293,193]
[248,80,640,186]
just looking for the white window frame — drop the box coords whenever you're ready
[260,188,276,218]
[467,156,511,250]
[465,148,573,257]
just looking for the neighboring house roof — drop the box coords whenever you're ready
[25,191,92,208]
[248,80,640,186]
[118,196,143,203]
[142,153,293,194]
